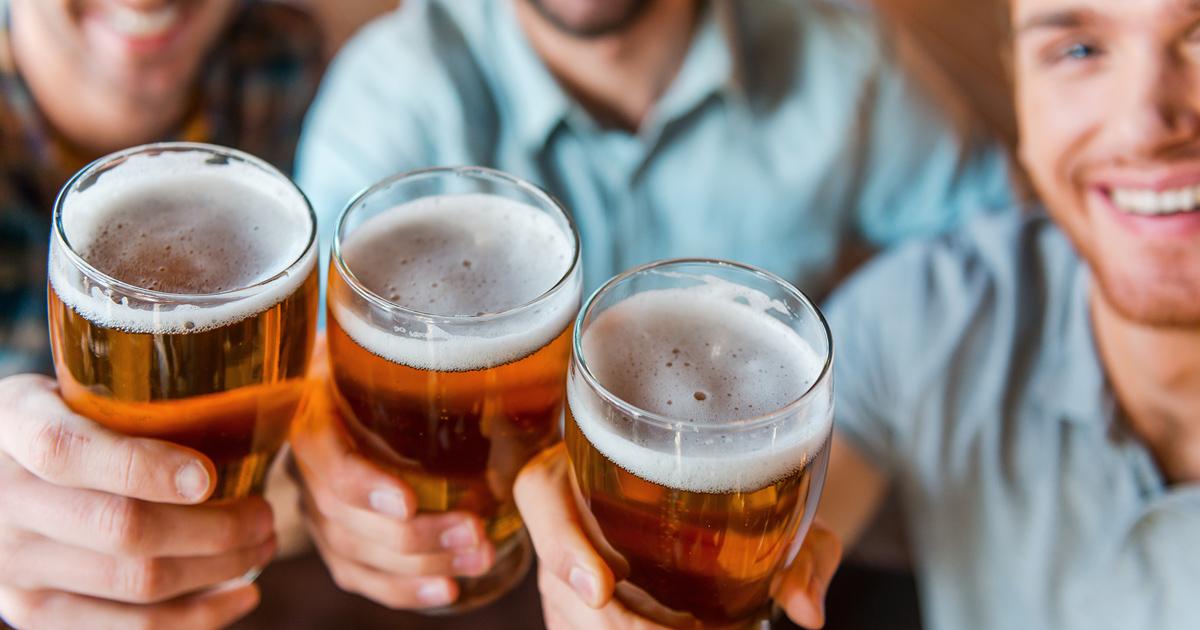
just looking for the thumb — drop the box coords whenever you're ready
[774,521,842,629]
[514,443,615,609]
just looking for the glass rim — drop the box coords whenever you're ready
[51,141,319,304]
[571,258,835,433]
[332,165,583,325]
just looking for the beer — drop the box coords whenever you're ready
[48,144,318,501]
[566,261,833,629]
[327,169,582,610]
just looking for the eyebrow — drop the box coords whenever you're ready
[1014,8,1092,34]
[1016,0,1200,34]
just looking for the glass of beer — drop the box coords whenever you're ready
[48,142,319,502]
[565,259,833,629]
[326,167,582,611]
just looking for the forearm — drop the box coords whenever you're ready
[816,433,890,550]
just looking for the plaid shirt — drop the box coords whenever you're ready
[0,1,322,377]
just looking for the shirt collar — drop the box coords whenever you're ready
[647,0,743,133]
[496,0,744,151]
[1042,257,1117,426]
[493,0,571,152]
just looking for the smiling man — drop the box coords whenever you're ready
[0,0,322,377]
[0,1,322,628]
[519,0,1200,627]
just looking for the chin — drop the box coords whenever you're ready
[1047,185,1200,328]
[1091,258,1200,328]
[527,0,650,37]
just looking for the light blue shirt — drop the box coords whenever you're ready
[825,212,1200,630]
[295,0,1012,295]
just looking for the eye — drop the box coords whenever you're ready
[1061,42,1099,60]
[1039,39,1103,68]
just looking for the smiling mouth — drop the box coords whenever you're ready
[102,3,182,39]
[1109,186,1200,216]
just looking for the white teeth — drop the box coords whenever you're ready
[1111,186,1200,215]
[104,4,180,38]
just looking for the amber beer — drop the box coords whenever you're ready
[327,167,581,611]
[565,260,834,629]
[47,143,318,501]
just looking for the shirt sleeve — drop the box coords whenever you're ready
[821,253,909,477]
[293,10,443,322]
[852,37,1014,247]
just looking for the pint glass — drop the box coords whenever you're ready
[565,259,833,628]
[48,143,319,501]
[326,167,582,611]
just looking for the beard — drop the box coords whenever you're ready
[1064,224,1200,329]
[523,0,654,39]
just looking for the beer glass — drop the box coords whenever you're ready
[565,259,833,629]
[327,167,582,611]
[48,143,319,501]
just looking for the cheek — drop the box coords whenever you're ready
[1017,72,1107,201]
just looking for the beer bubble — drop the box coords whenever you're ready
[51,153,315,334]
[331,193,576,372]
[570,284,829,493]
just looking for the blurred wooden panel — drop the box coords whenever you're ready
[871,0,1016,151]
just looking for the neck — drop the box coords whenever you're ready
[9,1,192,157]
[1092,283,1200,482]
[515,0,699,132]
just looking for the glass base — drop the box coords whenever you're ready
[421,530,533,615]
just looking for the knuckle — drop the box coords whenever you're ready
[0,540,24,588]
[117,557,170,603]
[392,525,422,554]
[94,496,146,554]
[326,562,357,595]
[208,505,254,553]
[26,421,85,482]
[324,526,360,559]
[111,441,148,498]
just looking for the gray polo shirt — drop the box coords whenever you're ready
[825,212,1200,630]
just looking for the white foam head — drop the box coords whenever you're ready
[332,193,579,372]
[569,279,832,493]
[50,148,315,334]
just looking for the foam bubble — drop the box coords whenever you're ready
[332,193,578,372]
[570,283,832,493]
[50,150,314,334]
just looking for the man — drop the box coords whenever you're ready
[289,0,1014,611]
[0,0,322,627]
[524,0,1200,627]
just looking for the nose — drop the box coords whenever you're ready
[1108,45,1200,159]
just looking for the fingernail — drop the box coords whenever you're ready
[440,523,478,550]
[175,462,210,501]
[452,550,485,573]
[417,580,453,606]
[368,488,409,518]
[568,566,599,605]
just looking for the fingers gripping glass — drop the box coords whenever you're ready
[326,166,583,613]
[564,259,834,629]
